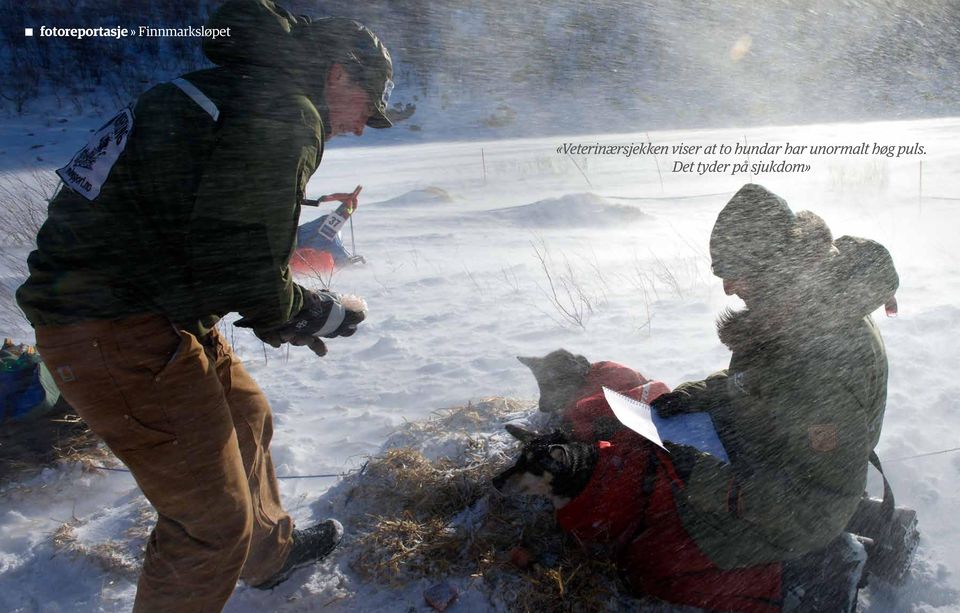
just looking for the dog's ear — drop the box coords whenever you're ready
[505,423,537,442]
[517,355,542,371]
[518,350,591,380]
[548,445,569,464]
[572,353,591,377]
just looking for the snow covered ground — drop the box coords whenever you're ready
[2,117,960,611]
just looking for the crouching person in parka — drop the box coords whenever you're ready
[632,184,899,611]
[507,184,898,611]
[16,1,395,611]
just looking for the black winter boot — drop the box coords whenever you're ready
[781,533,867,612]
[251,519,344,590]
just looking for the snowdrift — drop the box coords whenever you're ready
[369,187,454,208]
[486,192,648,228]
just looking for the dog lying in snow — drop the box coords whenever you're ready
[502,348,668,519]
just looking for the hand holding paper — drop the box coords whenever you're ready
[602,386,729,462]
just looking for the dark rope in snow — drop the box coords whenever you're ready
[85,447,960,479]
[88,464,346,479]
[885,447,960,463]
[89,465,131,473]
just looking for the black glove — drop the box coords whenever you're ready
[663,441,703,483]
[278,334,329,357]
[651,389,693,419]
[239,289,366,356]
[281,288,365,339]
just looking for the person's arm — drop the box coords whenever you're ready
[673,368,871,559]
[653,369,730,417]
[187,104,322,331]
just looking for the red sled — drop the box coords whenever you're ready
[289,247,336,276]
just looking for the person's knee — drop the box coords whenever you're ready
[197,494,255,563]
[220,503,255,550]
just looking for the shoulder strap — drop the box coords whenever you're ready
[171,77,220,122]
[869,450,895,520]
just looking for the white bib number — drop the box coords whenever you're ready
[317,212,347,241]
[57,107,134,201]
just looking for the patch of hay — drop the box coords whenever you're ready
[124,500,158,544]
[401,397,532,437]
[386,396,535,464]
[52,519,145,583]
[346,447,498,523]
[344,397,635,611]
[0,405,110,483]
[352,514,461,584]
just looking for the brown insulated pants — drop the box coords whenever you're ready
[35,314,293,612]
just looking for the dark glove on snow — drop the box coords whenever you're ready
[664,441,703,483]
[651,390,694,418]
[240,289,366,356]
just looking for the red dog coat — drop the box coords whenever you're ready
[556,364,782,612]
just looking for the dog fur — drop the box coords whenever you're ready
[493,424,598,508]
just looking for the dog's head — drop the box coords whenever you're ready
[493,424,598,508]
[517,349,591,413]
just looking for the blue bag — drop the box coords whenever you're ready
[1,342,61,423]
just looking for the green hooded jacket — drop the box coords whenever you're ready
[669,236,897,569]
[17,0,329,338]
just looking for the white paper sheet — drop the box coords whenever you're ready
[602,386,665,449]
[602,386,729,462]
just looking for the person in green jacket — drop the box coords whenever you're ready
[16,1,394,610]
[651,184,899,577]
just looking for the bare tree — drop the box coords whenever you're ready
[531,238,600,330]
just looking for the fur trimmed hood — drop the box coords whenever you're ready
[717,234,899,352]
